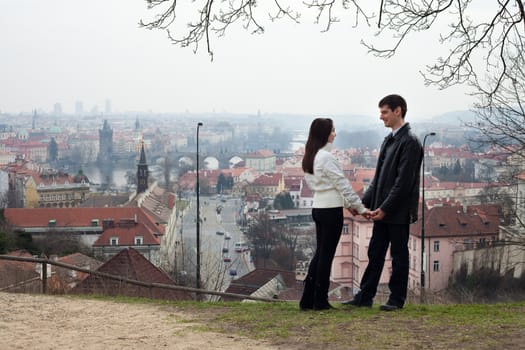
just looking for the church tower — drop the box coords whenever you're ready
[137,140,149,193]
[97,119,113,164]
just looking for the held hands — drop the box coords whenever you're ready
[368,208,385,221]
[347,208,371,220]
[347,208,385,221]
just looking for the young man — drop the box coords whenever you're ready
[343,94,423,311]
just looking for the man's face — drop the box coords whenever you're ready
[379,105,403,129]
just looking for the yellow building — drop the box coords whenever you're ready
[7,159,90,208]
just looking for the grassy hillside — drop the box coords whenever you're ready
[93,296,525,350]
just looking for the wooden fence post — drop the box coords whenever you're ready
[42,262,47,294]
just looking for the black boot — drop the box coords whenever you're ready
[312,280,333,310]
[299,276,315,310]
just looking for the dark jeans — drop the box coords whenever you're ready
[355,221,410,307]
[300,207,343,308]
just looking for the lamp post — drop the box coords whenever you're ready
[196,122,203,290]
[421,132,435,297]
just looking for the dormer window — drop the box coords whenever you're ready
[134,236,143,245]
[110,237,118,246]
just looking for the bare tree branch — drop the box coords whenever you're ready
[140,0,373,57]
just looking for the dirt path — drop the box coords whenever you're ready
[0,292,278,350]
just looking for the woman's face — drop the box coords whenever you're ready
[328,126,336,143]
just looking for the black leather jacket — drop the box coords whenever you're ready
[362,123,423,224]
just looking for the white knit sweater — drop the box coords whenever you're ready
[304,143,366,213]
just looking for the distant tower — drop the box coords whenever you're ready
[97,119,113,164]
[105,99,112,114]
[32,110,36,130]
[75,101,83,116]
[133,116,142,141]
[137,140,149,193]
[53,103,62,116]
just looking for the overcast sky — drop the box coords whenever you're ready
[1,1,484,120]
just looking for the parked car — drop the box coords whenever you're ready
[225,233,231,240]
[234,241,249,252]
[222,247,229,253]
[229,268,237,276]
[223,256,231,262]
[216,230,225,236]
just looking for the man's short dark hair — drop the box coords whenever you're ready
[378,94,407,118]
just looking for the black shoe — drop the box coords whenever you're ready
[379,303,402,311]
[299,304,313,311]
[341,299,372,308]
[313,302,334,310]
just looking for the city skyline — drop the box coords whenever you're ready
[1,1,490,120]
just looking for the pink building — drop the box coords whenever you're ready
[409,205,501,291]
[332,205,502,294]
[332,212,391,293]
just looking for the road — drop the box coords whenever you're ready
[178,195,254,293]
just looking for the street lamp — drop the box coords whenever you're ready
[196,122,203,290]
[421,132,436,295]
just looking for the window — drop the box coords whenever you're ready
[341,242,351,255]
[134,236,143,245]
[433,260,440,272]
[413,256,417,270]
[110,237,118,246]
[433,240,440,252]
[341,263,351,279]
[342,224,349,235]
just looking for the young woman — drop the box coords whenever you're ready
[300,118,369,310]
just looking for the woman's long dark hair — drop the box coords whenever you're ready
[302,118,333,174]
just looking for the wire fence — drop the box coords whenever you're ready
[0,254,280,303]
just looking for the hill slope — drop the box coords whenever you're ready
[2,292,524,350]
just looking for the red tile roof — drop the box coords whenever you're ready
[246,149,275,158]
[72,248,191,300]
[300,179,313,197]
[223,268,296,300]
[4,207,160,231]
[284,176,302,191]
[410,205,502,238]
[93,222,160,246]
[47,253,104,293]
[253,173,282,186]
[0,250,40,292]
